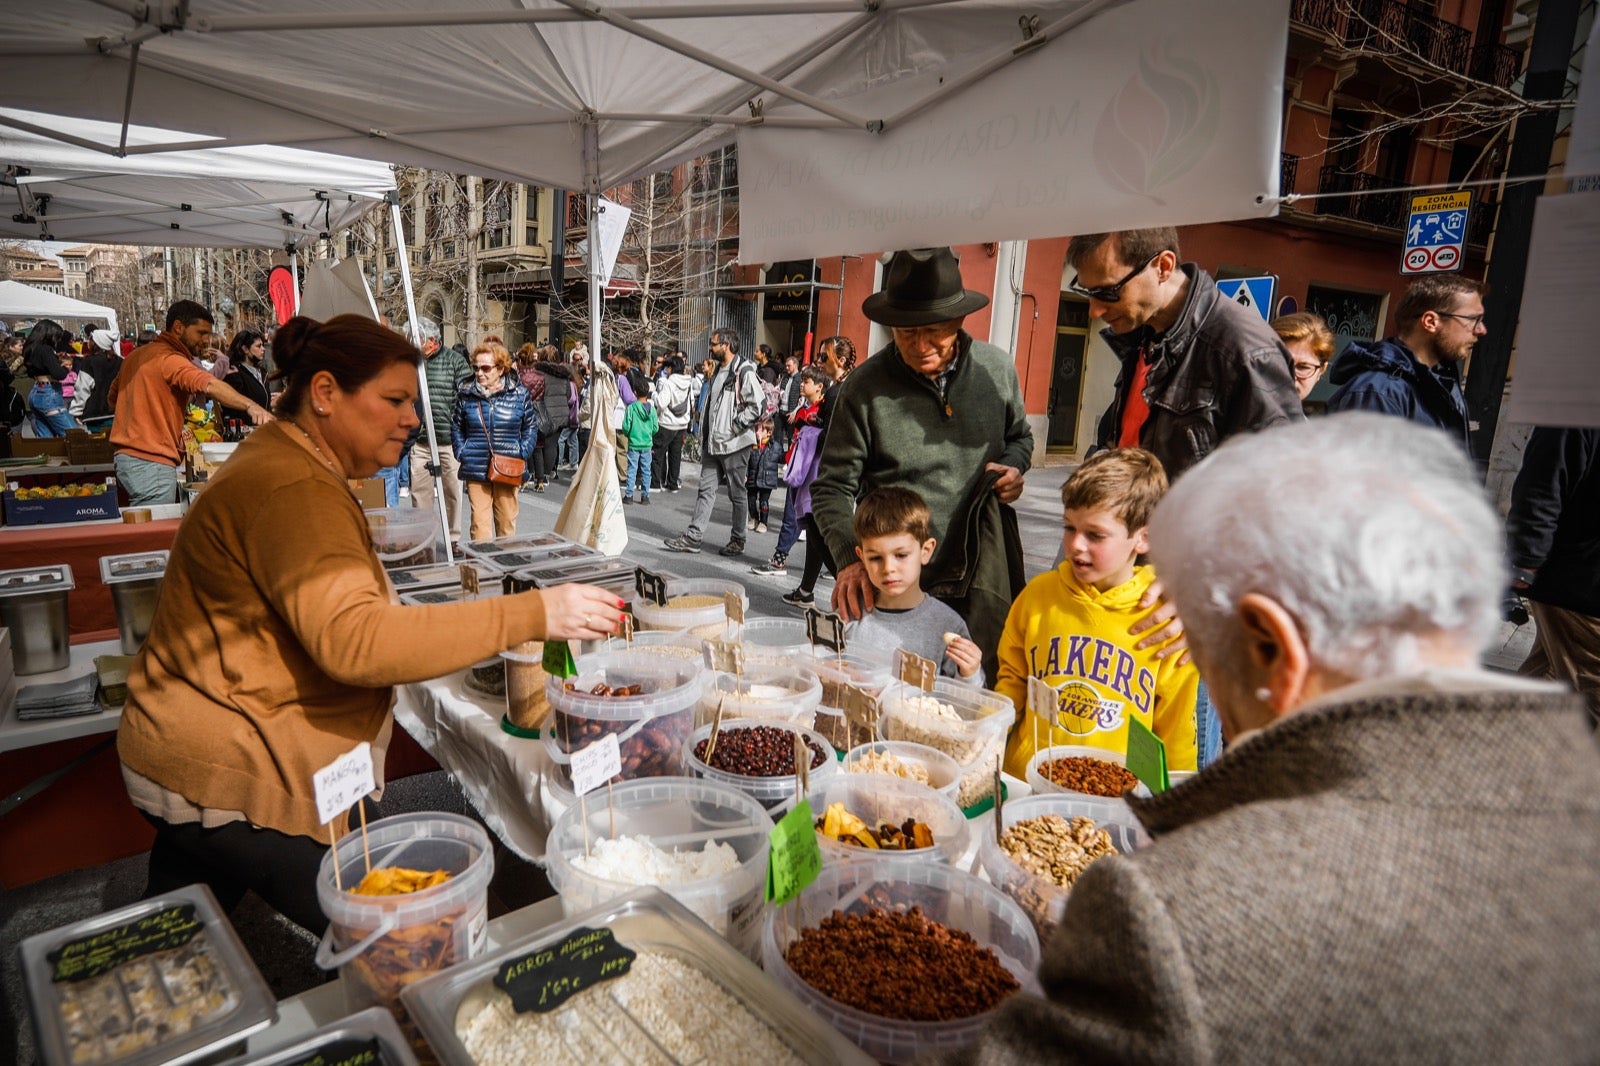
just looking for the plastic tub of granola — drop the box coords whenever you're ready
[808,772,970,868]
[761,859,1039,1064]
[975,792,1147,943]
[685,720,837,815]
[696,662,823,729]
[844,740,960,800]
[802,652,895,752]
[236,1007,418,1066]
[400,887,871,1066]
[541,650,704,789]
[544,777,771,955]
[1025,743,1152,799]
[877,679,1017,810]
[21,883,278,1066]
[633,577,747,641]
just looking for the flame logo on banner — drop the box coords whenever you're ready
[1093,44,1220,205]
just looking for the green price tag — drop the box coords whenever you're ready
[541,640,577,679]
[766,799,823,905]
[1126,716,1169,794]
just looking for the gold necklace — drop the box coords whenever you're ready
[288,420,344,478]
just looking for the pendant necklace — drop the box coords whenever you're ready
[288,420,345,479]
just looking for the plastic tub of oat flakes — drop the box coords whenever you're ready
[761,859,1039,1064]
[976,792,1147,943]
[541,650,704,789]
[633,578,747,641]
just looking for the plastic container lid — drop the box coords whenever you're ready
[507,556,652,594]
[685,719,838,814]
[0,564,74,598]
[634,577,747,640]
[98,551,169,585]
[544,777,772,954]
[843,740,961,801]
[20,883,278,1066]
[461,536,597,571]
[761,859,1040,1064]
[975,792,1147,943]
[808,772,970,867]
[877,679,1016,767]
[1025,743,1152,799]
[699,662,823,730]
[397,584,505,606]
[387,559,502,590]
[401,887,871,1066]
[364,508,439,562]
[234,1007,418,1066]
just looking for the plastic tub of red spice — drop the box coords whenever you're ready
[760,859,1039,1064]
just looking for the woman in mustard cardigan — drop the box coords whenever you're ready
[117,315,623,933]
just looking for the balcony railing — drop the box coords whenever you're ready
[1469,41,1520,89]
[1293,0,1475,80]
[1316,166,1410,229]
[1281,152,1300,197]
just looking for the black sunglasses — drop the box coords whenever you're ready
[1068,253,1160,303]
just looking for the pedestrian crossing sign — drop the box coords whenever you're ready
[1215,276,1276,321]
[1403,190,1471,274]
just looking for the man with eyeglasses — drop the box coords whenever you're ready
[1326,274,1485,452]
[663,329,764,557]
[1067,228,1302,484]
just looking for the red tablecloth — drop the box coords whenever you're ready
[0,519,182,642]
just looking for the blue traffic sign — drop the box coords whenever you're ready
[1215,276,1276,322]
[1402,190,1471,274]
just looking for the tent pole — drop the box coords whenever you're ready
[584,120,602,373]
[390,193,455,564]
[290,254,301,313]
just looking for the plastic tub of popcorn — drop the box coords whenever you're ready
[975,792,1147,943]
[808,772,969,868]
[803,652,895,752]
[844,740,961,801]
[544,777,772,956]
[761,859,1039,1064]
[541,650,705,789]
[685,720,838,815]
[877,680,1017,810]
[1025,743,1151,799]
[697,662,823,729]
[401,888,871,1066]
[633,577,747,641]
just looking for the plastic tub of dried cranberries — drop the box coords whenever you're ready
[1024,744,1152,799]
[684,721,837,815]
[761,859,1039,1064]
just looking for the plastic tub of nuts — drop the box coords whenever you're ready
[544,777,772,955]
[685,720,837,815]
[401,887,871,1066]
[761,859,1039,1064]
[808,772,969,868]
[633,577,748,641]
[1025,743,1151,799]
[844,740,960,800]
[802,653,895,752]
[697,662,824,729]
[541,650,705,789]
[877,680,1017,810]
[976,792,1147,942]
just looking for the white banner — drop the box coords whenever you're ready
[594,195,632,288]
[1569,18,1600,184]
[1504,191,1600,428]
[737,0,1288,262]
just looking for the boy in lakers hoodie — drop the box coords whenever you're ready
[998,448,1199,777]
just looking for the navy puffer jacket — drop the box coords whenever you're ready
[451,377,537,482]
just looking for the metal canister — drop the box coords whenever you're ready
[99,551,169,655]
[0,565,74,674]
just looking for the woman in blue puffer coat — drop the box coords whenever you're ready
[451,336,536,540]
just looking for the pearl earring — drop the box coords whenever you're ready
[1254,687,1272,703]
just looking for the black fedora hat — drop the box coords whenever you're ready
[862,247,990,327]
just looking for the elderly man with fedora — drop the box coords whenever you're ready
[811,247,1032,680]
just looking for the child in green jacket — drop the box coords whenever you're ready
[621,380,659,504]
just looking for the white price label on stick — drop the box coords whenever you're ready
[313,742,376,825]
[1026,676,1060,729]
[570,733,623,797]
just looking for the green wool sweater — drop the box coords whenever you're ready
[621,399,658,449]
[812,333,1033,570]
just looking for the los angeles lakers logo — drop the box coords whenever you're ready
[1054,680,1126,737]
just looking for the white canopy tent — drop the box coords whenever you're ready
[0,280,119,337]
[0,0,1289,361]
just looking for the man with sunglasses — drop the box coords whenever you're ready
[1067,228,1302,484]
[1326,274,1485,452]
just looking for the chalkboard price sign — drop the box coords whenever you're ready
[493,926,637,1014]
[49,903,203,983]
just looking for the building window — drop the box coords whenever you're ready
[1305,284,1385,357]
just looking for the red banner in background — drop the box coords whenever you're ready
[267,265,296,325]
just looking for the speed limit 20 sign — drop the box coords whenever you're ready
[1401,191,1471,275]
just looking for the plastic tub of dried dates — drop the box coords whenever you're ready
[808,772,969,868]
[761,858,1040,1064]
[843,740,961,801]
[685,720,838,815]
[1024,743,1152,798]
[975,792,1148,943]
[541,650,706,789]
[544,777,772,956]
[696,661,823,730]
[877,679,1017,811]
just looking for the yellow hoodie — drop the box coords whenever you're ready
[998,563,1199,777]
